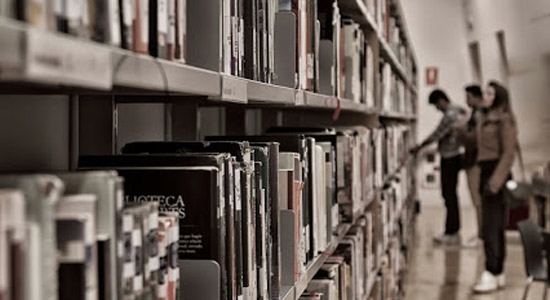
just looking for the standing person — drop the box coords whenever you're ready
[458,85,484,247]
[411,89,467,245]
[473,81,518,293]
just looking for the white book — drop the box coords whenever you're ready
[55,212,94,300]
[223,0,231,74]
[0,175,64,300]
[57,171,123,300]
[25,222,40,300]
[0,189,26,300]
[56,194,99,300]
[316,142,334,240]
[314,144,327,253]
[366,43,375,107]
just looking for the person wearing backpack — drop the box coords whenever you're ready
[472,81,518,293]
[411,89,467,245]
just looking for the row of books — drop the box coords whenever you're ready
[0,1,416,110]
[0,0,188,62]
[0,124,413,300]
[300,163,415,300]
[379,62,415,114]
[79,123,384,299]
[300,212,376,300]
[378,0,416,80]
[296,2,376,104]
[0,172,180,300]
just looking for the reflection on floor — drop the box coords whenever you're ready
[404,204,546,300]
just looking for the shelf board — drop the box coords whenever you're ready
[365,271,377,298]
[379,111,416,121]
[283,224,351,300]
[247,80,296,105]
[379,38,409,83]
[339,0,379,33]
[112,49,220,97]
[0,18,414,118]
[0,18,114,91]
[410,85,418,95]
[280,285,295,300]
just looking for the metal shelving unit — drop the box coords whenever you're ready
[0,0,419,297]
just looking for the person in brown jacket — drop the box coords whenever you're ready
[473,81,518,293]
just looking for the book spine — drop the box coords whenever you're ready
[119,0,133,49]
[166,0,176,60]
[133,0,149,54]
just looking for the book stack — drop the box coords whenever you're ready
[0,172,180,300]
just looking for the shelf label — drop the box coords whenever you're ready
[25,28,112,90]
[221,75,247,103]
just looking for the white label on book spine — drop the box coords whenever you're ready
[307,54,314,79]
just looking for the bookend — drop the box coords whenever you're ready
[280,209,297,286]
[273,12,297,88]
[179,259,221,300]
[318,40,335,96]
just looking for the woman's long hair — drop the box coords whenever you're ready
[488,81,515,122]
[488,81,512,112]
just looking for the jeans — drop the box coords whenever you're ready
[441,155,462,235]
[466,166,483,238]
[479,160,508,275]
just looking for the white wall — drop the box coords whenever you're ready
[463,0,550,172]
[402,0,473,208]
[402,0,550,212]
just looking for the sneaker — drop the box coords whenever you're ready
[462,236,483,248]
[497,274,505,289]
[473,271,498,293]
[433,233,461,245]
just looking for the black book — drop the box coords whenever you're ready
[253,159,268,299]
[244,0,258,80]
[257,0,268,82]
[119,0,133,50]
[206,136,284,299]
[120,142,252,298]
[251,147,269,300]
[79,155,225,300]
[56,218,87,300]
[149,0,169,58]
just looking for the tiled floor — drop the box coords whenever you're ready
[404,203,547,300]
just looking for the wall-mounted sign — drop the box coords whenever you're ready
[425,67,439,86]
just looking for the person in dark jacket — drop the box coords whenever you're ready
[473,81,518,293]
[457,85,484,247]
